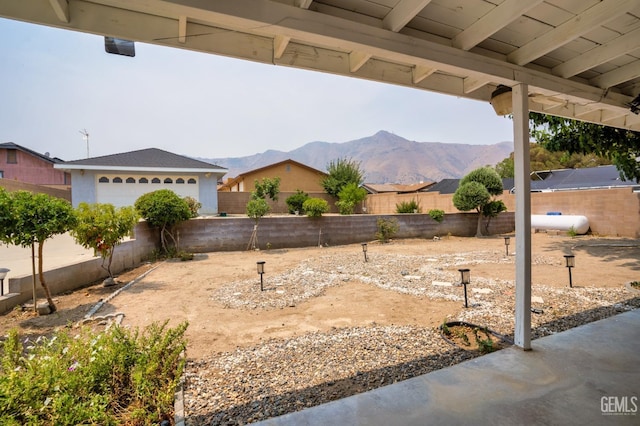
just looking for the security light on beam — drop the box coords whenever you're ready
[104,37,135,57]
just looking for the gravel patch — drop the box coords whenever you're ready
[186,249,640,425]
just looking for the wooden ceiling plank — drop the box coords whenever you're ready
[382,0,433,32]
[452,0,544,51]
[553,27,640,78]
[507,0,637,66]
[590,62,640,89]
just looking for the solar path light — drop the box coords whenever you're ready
[361,243,368,262]
[504,236,511,256]
[564,255,575,288]
[0,268,9,296]
[459,268,470,308]
[257,261,266,291]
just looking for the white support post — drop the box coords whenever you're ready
[513,83,532,350]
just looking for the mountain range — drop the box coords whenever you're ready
[201,130,514,184]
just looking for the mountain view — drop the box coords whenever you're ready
[202,131,514,184]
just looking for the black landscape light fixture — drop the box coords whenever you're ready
[361,243,368,262]
[504,236,511,256]
[490,85,513,116]
[459,268,470,308]
[0,268,8,296]
[257,261,266,291]
[564,255,575,288]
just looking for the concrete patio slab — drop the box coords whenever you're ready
[258,309,640,425]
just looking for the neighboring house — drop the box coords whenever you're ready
[527,166,640,192]
[218,159,328,193]
[426,178,514,194]
[0,142,70,186]
[54,148,227,215]
[363,182,434,194]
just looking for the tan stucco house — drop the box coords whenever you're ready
[218,159,328,193]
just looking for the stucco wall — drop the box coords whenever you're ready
[365,188,640,238]
[218,191,339,215]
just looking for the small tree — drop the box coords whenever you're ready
[0,189,77,312]
[71,202,139,282]
[453,167,504,237]
[134,189,192,255]
[246,198,270,223]
[254,177,281,202]
[336,182,367,215]
[375,217,398,243]
[285,189,309,214]
[321,157,365,197]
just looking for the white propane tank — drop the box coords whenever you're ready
[531,215,589,234]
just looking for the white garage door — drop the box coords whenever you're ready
[96,174,199,208]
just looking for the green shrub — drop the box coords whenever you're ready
[375,217,399,243]
[285,190,309,214]
[396,199,421,213]
[428,209,445,223]
[336,183,367,215]
[303,198,329,217]
[0,321,188,425]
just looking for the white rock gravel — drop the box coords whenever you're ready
[185,249,640,425]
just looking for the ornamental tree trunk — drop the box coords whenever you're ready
[38,241,57,313]
[476,209,484,237]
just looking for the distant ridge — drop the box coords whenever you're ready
[201,131,513,184]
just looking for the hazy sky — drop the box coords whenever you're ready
[0,17,515,162]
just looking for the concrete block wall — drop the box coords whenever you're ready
[176,212,515,252]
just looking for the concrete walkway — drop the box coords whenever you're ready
[259,309,640,425]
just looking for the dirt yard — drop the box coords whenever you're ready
[2,232,638,358]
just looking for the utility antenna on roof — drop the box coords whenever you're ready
[79,129,89,158]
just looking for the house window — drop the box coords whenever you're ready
[176,178,185,184]
[187,178,196,184]
[164,178,173,184]
[113,177,123,183]
[0,170,3,178]
[139,177,148,183]
[98,176,109,183]
[151,178,161,184]
[6,149,17,164]
[286,164,291,172]
[126,177,135,183]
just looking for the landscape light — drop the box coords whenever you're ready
[0,268,9,296]
[257,261,266,291]
[459,268,470,308]
[361,243,368,262]
[564,255,575,288]
[504,236,511,256]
